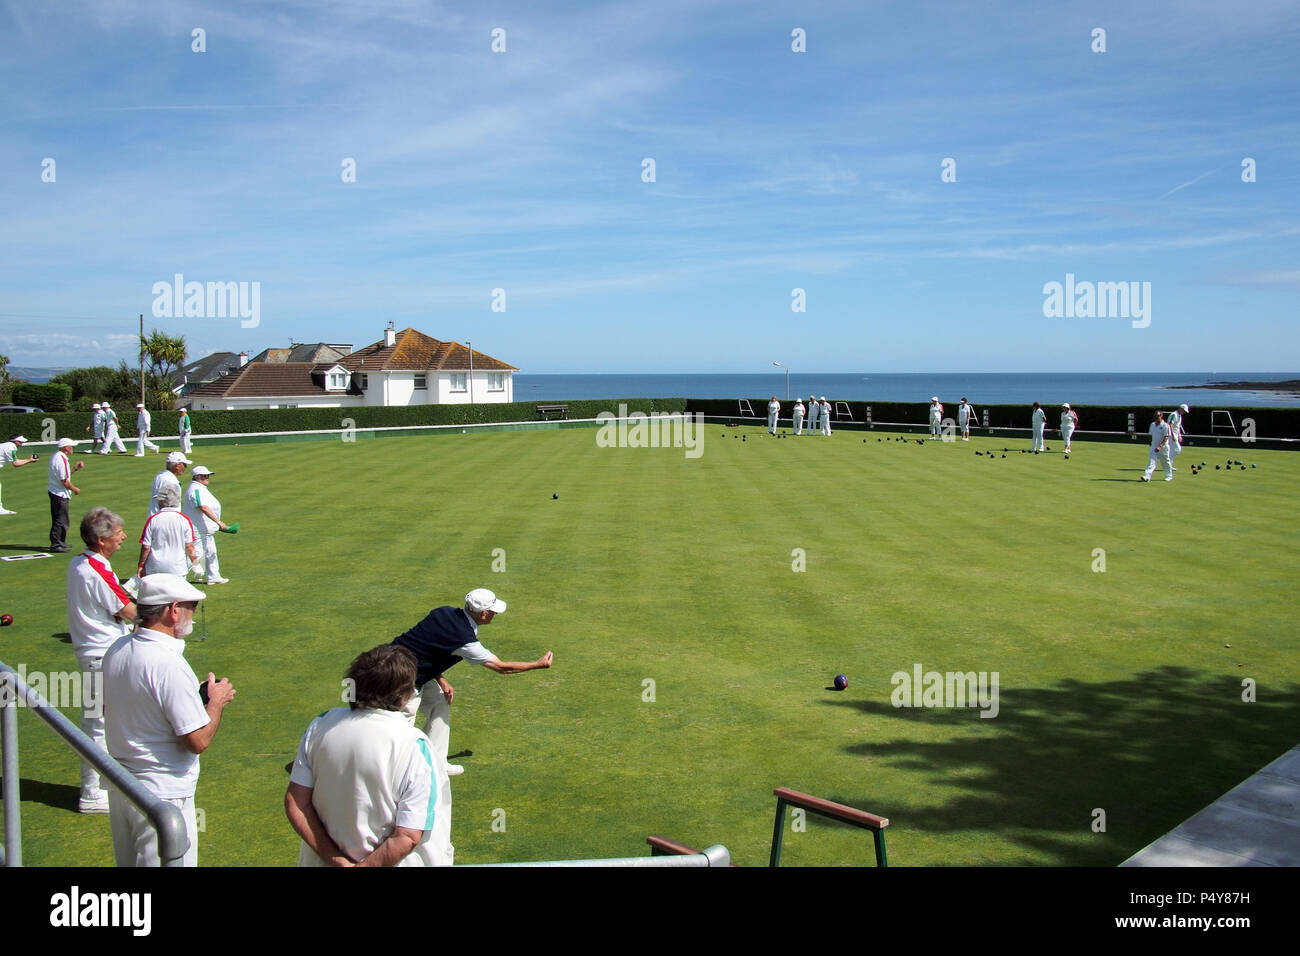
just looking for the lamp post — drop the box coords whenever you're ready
[467,341,475,406]
[772,361,789,402]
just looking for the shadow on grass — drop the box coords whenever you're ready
[823,666,1300,865]
[0,777,79,812]
[0,543,54,552]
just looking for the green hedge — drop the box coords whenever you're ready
[11,382,73,411]
[684,398,1300,438]
[0,398,689,440]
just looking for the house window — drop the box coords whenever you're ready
[450,373,467,392]
[356,373,368,390]
[487,373,505,391]
[327,372,348,390]
[414,374,428,389]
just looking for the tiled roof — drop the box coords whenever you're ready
[180,352,240,384]
[342,328,517,373]
[185,363,331,398]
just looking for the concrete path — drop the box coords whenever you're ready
[1122,744,1300,866]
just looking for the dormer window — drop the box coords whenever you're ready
[323,365,350,391]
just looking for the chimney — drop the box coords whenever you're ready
[384,322,396,348]
[238,351,249,367]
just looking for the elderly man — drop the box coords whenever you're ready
[1,433,38,515]
[134,403,161,457]
[138,486,199,578]
[99,403,127,455]
[1167,403,1189,470]
[87,403,104,452]
[767,396,780,435]
[103,574,235,866]
[820,397,832,436]
[182,466,231,584]
[178,408,193,454]
[958,398,975,441]
[392,588,553,865]
[286,644,448,867]
[928,397,944,439]
[67,507,138,813]
[48,437,84,553]
[1031,402,1047,452]
[1141,410,1174,482]
[149,452,191,521]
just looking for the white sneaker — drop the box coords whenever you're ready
[1164,476,1173,481]
[445,764,464,777]
[1140,476,1150,482]
[78,791,110,814]
[206,576,230,584]
[0,508,16,515]
[133,453,145,457]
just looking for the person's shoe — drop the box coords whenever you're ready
[445,764,465,777]
[206,576,230,584]
[1164,476,1173,481]
[78,791,110,814]
[133,453,145,457]
[1139,476,1150,482]
[0,508,16,515]
[50,544,69,553]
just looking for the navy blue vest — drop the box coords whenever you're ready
[392,606,476,687]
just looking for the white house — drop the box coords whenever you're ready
[185,326,517,410]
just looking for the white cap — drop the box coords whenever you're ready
[820,396,826,401]
[1062,403,1070,409]
[465,588,507,614]
[931,396,939,402]
[1180,404,1189,413]
[136,402,145,408]
[12,435,27,444]
[192,465,214,476]
[57,438,76,448]
[138,574,206,605]
[166,451,192,465]
[91,403,101,409]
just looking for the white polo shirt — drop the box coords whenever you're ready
[1149,421,1170,447]
[93,410,104,439]
[1167,410,1183,438]
[67,552,133,657]
[182,481,220,533]
[290,707,442,867]
[137,409,151,433]
[0,440,20,467]
[48,450,72,497]
[103,628,210,799]
[959,403,973,424]
[140,509,196,575]
[929,402,943,422]
[148,470,182,519]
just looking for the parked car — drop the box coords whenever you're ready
[0,405,44,413]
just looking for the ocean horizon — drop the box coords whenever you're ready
[512,373,1300,408]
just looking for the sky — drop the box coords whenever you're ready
[1,0,1297,374]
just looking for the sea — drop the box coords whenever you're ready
[512,373,1300,408]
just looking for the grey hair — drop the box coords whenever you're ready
[154,485,181,508]
[80,507,124,549]
[136,604,171,628]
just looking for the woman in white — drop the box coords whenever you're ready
[928,397,943,439]
[183,466,231,584]
[792,399,805,436]
[767,397,781,435]
[1060,403,1078,454]
[178,408,193,454]
[1031,402,1046,452]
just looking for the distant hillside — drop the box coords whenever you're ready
[5,366,73,384]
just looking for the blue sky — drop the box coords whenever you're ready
[1,0,1297,373]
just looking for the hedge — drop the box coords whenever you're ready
[685,398,1300,439]
[0,398,689,439]
[11,382,73,412]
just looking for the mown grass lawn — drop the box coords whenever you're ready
[2,424,1297,866]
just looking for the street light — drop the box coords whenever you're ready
[772,361,789,401]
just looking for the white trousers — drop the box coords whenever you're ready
[100,425,126,453]
[136,433,160,455]
[1144,446,1172,480]
[806,411,818,434]
[822,413,831,436]
[109,791,198,866]
[194,527,221,580]
[180,431,192,454]
[767,410,778,434]
[1061,423,1075,449]
[75,653,106,798]
[1032,423,1045,451]
[792,412,803,435]
[403,684,455,866]
[1170,438,1182,462]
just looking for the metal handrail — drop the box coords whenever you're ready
[0,660,189,867]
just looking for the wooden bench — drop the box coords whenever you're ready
[536,404,569,420]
